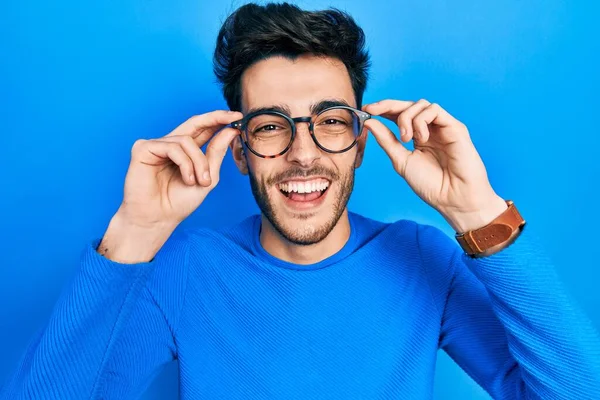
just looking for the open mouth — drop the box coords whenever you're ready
[278,178,330,202]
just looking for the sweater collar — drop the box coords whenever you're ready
[250,213,359,271]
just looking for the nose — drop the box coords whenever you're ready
[285,121,321,167]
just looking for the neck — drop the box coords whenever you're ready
[259,209,351,265]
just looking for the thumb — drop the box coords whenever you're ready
[364,119,411,176]
[205,127,241,178]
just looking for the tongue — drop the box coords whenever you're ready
[289,191,322,202]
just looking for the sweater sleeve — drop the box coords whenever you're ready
[0,231,189,400]
[417,223,600,399]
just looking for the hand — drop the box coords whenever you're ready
[363,99,508,233]
[99,110,243,263]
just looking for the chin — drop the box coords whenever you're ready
[273,216,334,246]
[280,220,323,244]
[249,167,354,246]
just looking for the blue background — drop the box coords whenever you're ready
[1,0,599,398]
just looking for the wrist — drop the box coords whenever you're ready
[452,198,527,258]
[97,212,178,264]
[442,195,509,234]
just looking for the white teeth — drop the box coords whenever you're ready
[278,179,330,193]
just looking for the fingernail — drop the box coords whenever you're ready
[203,171,211,181]
[400,128,406,136]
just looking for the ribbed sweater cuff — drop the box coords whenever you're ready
[83,238,156,283]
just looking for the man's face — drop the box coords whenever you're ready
[234,54,366,245]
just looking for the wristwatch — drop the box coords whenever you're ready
[455,200,526,257]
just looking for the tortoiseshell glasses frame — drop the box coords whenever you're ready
[230,105,371,159]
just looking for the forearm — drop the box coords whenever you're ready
[461,226,600,398]
[0,242,155,399]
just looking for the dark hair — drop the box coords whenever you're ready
[213,2,370,112]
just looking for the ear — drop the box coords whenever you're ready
[230,135,249,175]
[354,127,368,168]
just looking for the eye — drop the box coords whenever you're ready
[254,124,281,133]
[322,118,347,125]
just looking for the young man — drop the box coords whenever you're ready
[2,2,599,399]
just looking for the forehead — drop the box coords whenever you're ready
[240,54,356,115]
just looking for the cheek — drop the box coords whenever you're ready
[333,153,357,175]
[248,160,279,189]
[246,158,263,178]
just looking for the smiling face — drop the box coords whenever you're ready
[231,54,367,245]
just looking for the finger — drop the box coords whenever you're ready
[416,103,459,128]
[397,99,431,143]
[373,101,457,128]
[414,103,464,144]
[166,110,244,146]
[364,99,430,143]
[205,127,241,181]
[141,140,197,185]
[363,99,414,116]
[413,104,439,144]
[363,118,411,176]
[160,135,212,187]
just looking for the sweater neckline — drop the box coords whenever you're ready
[250,213,359,271]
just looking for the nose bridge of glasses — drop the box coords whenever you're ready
[291,116,313,125]
[290,116,315,138]
[287,116,321,157]
[290,116,314,135]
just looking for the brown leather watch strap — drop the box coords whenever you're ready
[455,200,526,256]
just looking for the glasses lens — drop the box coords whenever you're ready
[313,108,361,152]
[245,113,293,157]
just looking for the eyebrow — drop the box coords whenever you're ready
[245,98,352,117]
[310,98,352,115]
[246,104,291,116]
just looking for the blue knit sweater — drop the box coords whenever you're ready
[2,212,600,399]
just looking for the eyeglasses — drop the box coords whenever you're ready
[231,106,371,159]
